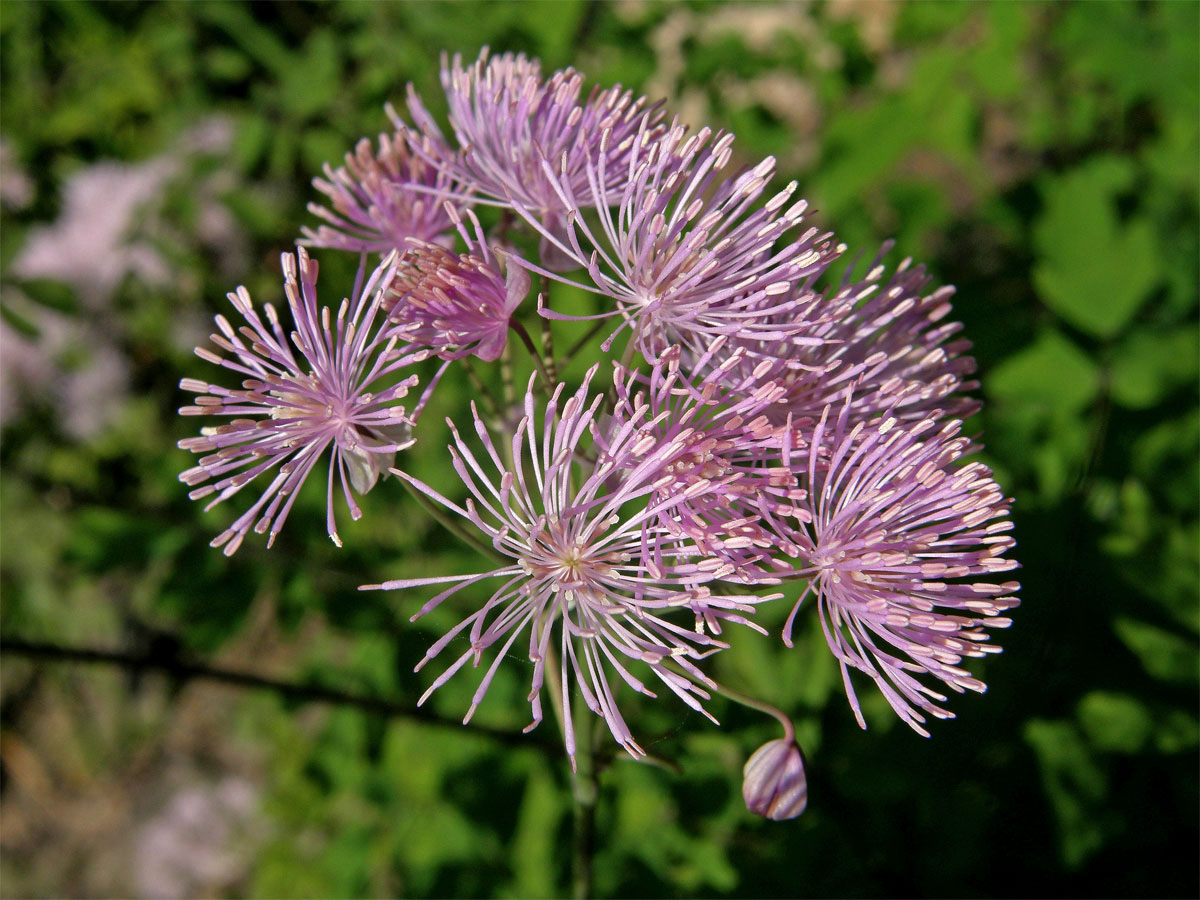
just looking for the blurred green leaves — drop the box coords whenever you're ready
[1033,158,1161,339]
[1,2,1197,898]
[1024,719,1112,867]
[989,328,1101,414]
[1108,328,1199,409]
[1114,618,1199,686]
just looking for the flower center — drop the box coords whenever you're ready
[521,518,619,593]
[268,373,354,432]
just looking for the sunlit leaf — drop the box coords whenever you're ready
[1032,158,1161,338]
[1113,617,1199,684]
[987,328,1100,414]
[1024,719,1110,867]
[1076,691,1153,754]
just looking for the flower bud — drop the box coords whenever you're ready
[742,737,807,820]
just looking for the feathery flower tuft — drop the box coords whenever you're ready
[178,248,426,555]
[785,399,1020,735]
[386,209,529,362]
[508,123,841,360]
[599,341,807,591]
[717,244,979,440]
[401,48,665,223]
[301,129,459,254]
[361,366,776,765]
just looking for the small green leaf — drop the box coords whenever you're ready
[1076,691,1153,754]
[1032,158,1162,338]
[1098,478,1154,557]
[1155,710,1200,754]
[205,46,252,82]
[301,129,350,176]
[508,764,564,899]
[280,31,341,120]
[232,113,271,171]
[14,278,78,314]
[0,300,39,338]
[1024,719,1110,867]
[1114,617,1198,684]
[987,328,1100,414]
[1109,328,1199,409]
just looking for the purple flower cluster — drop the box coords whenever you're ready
[362,366,777,764]
[178,48,1019,816]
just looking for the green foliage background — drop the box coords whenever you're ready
[1,2,1196,897]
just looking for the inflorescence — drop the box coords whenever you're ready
[179,47,1019,819]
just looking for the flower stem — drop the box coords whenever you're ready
[0,635,560,751]
[544,645,598,900]
[510,318,556,392]
[711,680,796,743]
[501,330,515,410]
[399,476,506,564]
[560,318,609,369]
[539,274,559,385]
[572,750,597,900]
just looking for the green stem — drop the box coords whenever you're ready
[510,318,556,392]
[399,476,506,564]
[572,742,597,900]
[711,680,796,743]
[501,333,515,410]
[544,644,597,900]
[659,657,795,743]
[461,357,502,424]
[1,636,559,752]
[539,274,559,386]
[560,318,609,369]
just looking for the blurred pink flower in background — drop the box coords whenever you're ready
[2,119,239,438]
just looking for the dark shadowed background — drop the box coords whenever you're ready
[1,2,1197,897]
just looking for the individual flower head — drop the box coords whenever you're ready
[178,248,426,555]
[301,128,460,255]
[385,207,530,362]
[598,340,808,592]
[507,123,841,361]
[784,398,1020,736]
[361,366,779,765]
[399,49,665,233]
[721,244,980,441]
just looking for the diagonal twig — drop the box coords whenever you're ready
[0,635,560,753]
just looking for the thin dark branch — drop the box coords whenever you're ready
[509,318,555,392]
[560,318,609,370]
[461,356,503,422]
[570,0,603,54]
[0,635,559,753]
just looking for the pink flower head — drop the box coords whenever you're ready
[508,123,840,361]
[361,366,777,765]
[723,245,979,440]
[178,248,426,555]
[785,399,1020,736]
[301,129,459,254]
[599,340,808,592]
[386,208,529,362]
[401,48,665,222]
